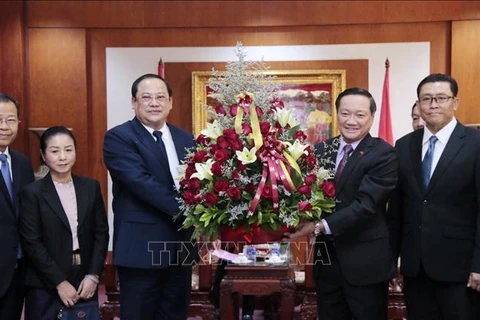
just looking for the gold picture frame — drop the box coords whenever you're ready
[192,69,346,144]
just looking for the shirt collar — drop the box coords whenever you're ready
[422,117,457,146]
[0,147,11,159]
[339,136,362,152]
[142,123,171,139]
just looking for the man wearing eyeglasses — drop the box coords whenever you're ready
[103,74,196,320]
[389,74,480,319]
[0,93,35,320]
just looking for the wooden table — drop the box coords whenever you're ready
[220,263,295,320]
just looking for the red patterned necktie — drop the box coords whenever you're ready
[335,144,353,182]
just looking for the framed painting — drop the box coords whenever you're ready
[192,69,346,144]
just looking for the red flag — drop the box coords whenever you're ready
[158,58,165,78]
[379,58,393,146]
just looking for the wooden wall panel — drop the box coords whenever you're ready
[27,1,480,28]
[28,28,89,175]
[452,20,480,124]
[0,1,28,154]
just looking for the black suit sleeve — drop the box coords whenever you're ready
[87,180,109,277]
[326,144,398,236]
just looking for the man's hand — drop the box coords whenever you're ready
[467,272,480,291]
[283,221,319,240]
[56,280,80,307]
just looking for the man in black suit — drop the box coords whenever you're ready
[287,87,398,320]
[103,74,196,320]
[0,93,35,320]
[389,73,480,319]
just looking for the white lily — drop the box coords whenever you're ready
[200,120,223,139]
[317,167,333,181]
[285,140,309,161]
[274,107,297,128]
[236,146,257,165]
[191,159,215,181]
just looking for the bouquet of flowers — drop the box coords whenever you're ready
[178,43,336,242]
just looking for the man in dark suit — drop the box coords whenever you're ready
[287,87,398,320]
[0,93,35,320]
[389,73,480,319]
[103,74,196,320]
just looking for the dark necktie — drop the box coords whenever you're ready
[0,154,14,202]
[152,131,171,172]
[422,135,438,188]
[335,144,353,182]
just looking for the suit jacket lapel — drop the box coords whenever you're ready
[0,170,12,210]
[168,124,187,162]
[336,134,373,192]
[41,174,71,231]
[131,117,167,167]
[73,175,89,228]
[409,129,425,193]
[426,123,465,193]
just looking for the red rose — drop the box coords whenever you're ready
[231,170,240,180]
[183,190,198,205]
[215,105,227,116]
[297,184,312,196]
[272,98,284,109]
[216,136,229,149]
[213,180,229,193]
[260,122,271,135]
[214,149,229,163]
[211,161,223,176]
[304,174,318,186]
[245,183,256,194]
[210,144,220,154]
[226,186,242,200]
[261,185,272,199]
[293,130,307,142]
[204,193,219,207]
[196,134,210,145]
[298,201,313,212]
[236,161,247,171]
[242,123,252,135]
[229,104,238,117]
[192,150,208,163]
[188,178,201,191]
[320,180,336,198]
[255,106,263,118]
[229,139,243,151]
[306,154,318,170]
[179,179,189,189]
[223,128,238,141]
[185,165,196,179]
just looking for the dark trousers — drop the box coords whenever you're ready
[315,244,388,320]
[0,259,24,320]
[118,265,192,320]
[403,265,480,320]
[24,265,96,320]
[210,257,255,315]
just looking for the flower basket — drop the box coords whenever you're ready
[176,43,336,240]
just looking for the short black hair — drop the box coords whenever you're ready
[411,102,417,118]
[416,73,458,98]
[0,93,20,116]
[40,126,76,154]
[131,74,172,98]
[335,87,377,115]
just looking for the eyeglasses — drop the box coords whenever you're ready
[419,95,455,106]
[137,95,169,104]
[0,118,19,126]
